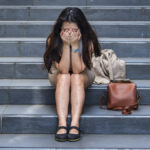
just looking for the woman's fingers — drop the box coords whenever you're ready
[71,32,79,42]
[77,30,81,36]
[60,31,71,45]
[60,31,65,40]
[60,30,63,35]
[77,31,81,40]
[60,30,81,45]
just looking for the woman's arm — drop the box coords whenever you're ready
[71,39,94,73]
[47,31,71,74]
[70,31,86,73]
[55,44,70,74]
[71,44,86,74]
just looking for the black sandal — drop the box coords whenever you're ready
[67,126,80,142]
[55,126,68,142]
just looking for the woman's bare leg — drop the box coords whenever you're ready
[70,73,88,134]
[55,73,71,134]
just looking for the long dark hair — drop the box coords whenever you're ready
[43,7,101,73]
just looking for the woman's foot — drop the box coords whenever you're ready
[55,126,68,142]
[56,127,67,134]
[68,126,80,142]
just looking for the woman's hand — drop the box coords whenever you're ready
[70,30,81,50]
[60,29,81,49]
[60,30,71,46]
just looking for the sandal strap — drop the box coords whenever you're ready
[69,126,80,131]
[57,126,67,130]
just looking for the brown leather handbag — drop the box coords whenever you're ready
[99,80,141,115]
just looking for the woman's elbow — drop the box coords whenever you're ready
[72,65,86,74]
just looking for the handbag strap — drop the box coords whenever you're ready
[122,91,141,115]
[122,104,138,115]
[99,95,105,109]
[136,90,141,104]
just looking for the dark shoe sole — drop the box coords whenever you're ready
[55,137,68,142]
[68,137,80,142]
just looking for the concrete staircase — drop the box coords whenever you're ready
[0,0,150,149]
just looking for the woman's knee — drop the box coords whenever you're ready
[56,73,71,85]
[70,74,84,87]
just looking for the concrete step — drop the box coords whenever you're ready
[0,0,86,6]
[0,38,150,58]
[0,21,150,38]
[0,104,150,134]
[0,57,149,80]
[0,134,150,149]
[0,6,150,21]
[87,0,150,6]
[0,0,150,6]
[0,79,149,105]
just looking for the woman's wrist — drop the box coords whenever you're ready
[71,43,79,50]
[63,43,70,49]
[72,48,80,53]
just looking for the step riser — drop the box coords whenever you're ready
[81,117,150,134]
[0,87,149,105]
[2,116,150,134]
[126,65,150,80]
[87,0,150,6]
[0,0,150,6]
[0,63,149,79]
[0,24,150,38]
[0,42,150,58]
[102,43,150,58]
[0,0,87,6]
[1,9,150,21]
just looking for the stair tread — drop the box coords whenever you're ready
[0,57,149,63]
[0,79,150,88]
[0,105,149,116]
[0,20,150,25]
[1,0,150,6]
[0,133,149,149]
[1,37,150,42]
[1,5,150,9]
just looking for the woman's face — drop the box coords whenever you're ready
[61,22,81,37]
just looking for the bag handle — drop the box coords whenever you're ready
[122,91,141,115]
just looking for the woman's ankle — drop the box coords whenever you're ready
[58,118,67,127]
[70,121,79,127]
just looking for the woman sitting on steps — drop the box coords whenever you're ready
[43,7,101,142]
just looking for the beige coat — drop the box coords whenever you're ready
[91,49,126,84]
